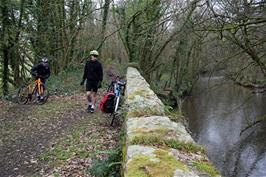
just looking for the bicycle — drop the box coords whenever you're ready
[107,75,126,126]
[17,77,49,105]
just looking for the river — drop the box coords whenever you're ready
[182,76,266,177]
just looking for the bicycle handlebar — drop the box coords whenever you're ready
[117,80,126,86]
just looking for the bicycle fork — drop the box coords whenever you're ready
[37,79,44,96]
[114,96,120,112]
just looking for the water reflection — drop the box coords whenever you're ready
[182,77,266,177]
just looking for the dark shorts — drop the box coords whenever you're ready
[86,81,98,92]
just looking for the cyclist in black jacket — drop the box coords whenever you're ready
[31,57,50,82]
[30,57,50,100]
[81,50,103,113]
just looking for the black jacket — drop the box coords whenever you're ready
[31,63,50,79]
[82,59,103,82]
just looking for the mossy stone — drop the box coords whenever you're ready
[126,149,187,177]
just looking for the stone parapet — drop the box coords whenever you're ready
[123,67,220,177]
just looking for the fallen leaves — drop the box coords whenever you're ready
[1,93,121,177]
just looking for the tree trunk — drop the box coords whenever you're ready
[1,0,10,96]
[98,0,111,51]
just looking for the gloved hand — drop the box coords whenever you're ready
[80,80,85,86]
[97,81,102,88]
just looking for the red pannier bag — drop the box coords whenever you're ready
[100,92,116,113]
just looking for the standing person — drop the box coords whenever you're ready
[80,50,103,113]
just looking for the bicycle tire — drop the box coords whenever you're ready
[37,84,49,105]
[17,85,29,104]
[110,111,124,126]
[110,113,115,126]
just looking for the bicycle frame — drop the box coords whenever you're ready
[107,76,126,126]
[36,78,44,96]
[113,80,126,112]
[17,77,49,105]
[28,78,43,96]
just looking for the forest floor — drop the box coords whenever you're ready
[0,92,121,177]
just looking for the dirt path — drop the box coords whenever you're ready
[0,93,121,177]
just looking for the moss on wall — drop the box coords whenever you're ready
[192,161,220,177]
[127,107,165,118]
[126,149,187,177]
[127,88,150,100]
[130,134,205,154]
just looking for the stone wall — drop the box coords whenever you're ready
[122,67,220,177]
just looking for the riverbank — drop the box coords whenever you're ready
[235,82,266,93]
[226,73,266,93]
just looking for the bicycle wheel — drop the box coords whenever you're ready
[110,111,124,126]
[17,85,30,104]
[37,84,49,105]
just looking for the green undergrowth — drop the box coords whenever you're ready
[193,161,220,177]
[89,124,126,177]
[46,64,84,95]
[130,134,205,154]
[89,146,122,177]
[164,106,187,123]
[127,149,187,177]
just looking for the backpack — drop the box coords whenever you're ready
[100,92,116,113]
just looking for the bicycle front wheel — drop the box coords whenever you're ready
[17,85,30,104]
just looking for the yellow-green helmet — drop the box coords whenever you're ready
[89,50,99,56]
